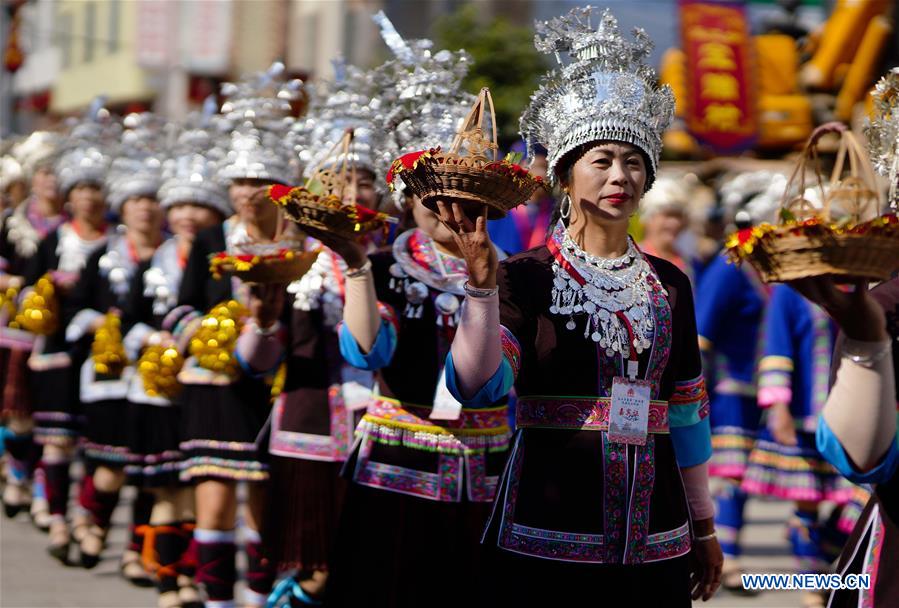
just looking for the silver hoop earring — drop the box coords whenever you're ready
[560,194,571,220]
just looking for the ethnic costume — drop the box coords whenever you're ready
[696,253,767,560]
[742,284,853,572]
[175,219,274,483]
[443,9,712,605]
[447,223,709,606]
[817,279,899,608]
[326,228,509,606]
[240,244,372,575]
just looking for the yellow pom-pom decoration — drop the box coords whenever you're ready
[189,299,248,377]
[92,311,129,378]
[15,274,59,335]
[139,344,184,399]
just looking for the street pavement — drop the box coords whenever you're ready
[2,487,812,607]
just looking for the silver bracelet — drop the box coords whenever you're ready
[345,259,372,279]
[463,281,499,298]
[842,338,892,368]
[693,531,717,543]
[252,320,281,337]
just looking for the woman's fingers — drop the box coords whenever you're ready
[451,202,477,233]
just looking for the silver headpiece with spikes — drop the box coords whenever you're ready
[159,97,232,218]
[218,62,301,186]
[521,7,674,189]
[55,97,118,198]
[864,68,899,209]
[298,59,384,182]
[106,113,166,214]
[12,131,62,178]
[371,11,475,204]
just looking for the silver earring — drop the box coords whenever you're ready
[560,194,571,220]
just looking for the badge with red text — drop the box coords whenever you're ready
[609,377,651,445]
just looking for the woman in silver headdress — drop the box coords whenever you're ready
[174,74,298,604]
[309,17,511,606]
[64,126,167,572]
[23,123,115,563]
[440,8,722,604]
[0,132,62,526]
[122,125,231,608]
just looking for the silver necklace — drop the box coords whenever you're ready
[549,224,655,357]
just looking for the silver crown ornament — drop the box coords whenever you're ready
[520,6,675,189]
[864,67,899,209]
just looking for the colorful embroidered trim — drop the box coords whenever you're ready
[670,375,709,408]
[179,439,259,452]
[515,396,669,433]
[363,397,510,435]
[356,419,510,455]
[759,355,794,372]
[499,325,521,379]
[179,457,267,482]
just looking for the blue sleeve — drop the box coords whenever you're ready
[816,414,899,484]
[763,285,799,360]
[695,256,739,346]
[444,353,515,407]
[670,417,713,467]
[338,318,397,371]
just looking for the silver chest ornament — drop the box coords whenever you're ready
[403,281,429,319]
[98,247,132,301]
[434,291,461,328]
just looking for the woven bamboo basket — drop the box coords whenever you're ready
[272,130,394,239]
[211,250,319,284]
[727,122,899,283]
[389,88,543,219]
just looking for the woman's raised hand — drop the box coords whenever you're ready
[303,225,368,270]
[788,276,887,342]
[435,200,498,289]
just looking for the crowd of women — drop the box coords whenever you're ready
[1,6,898,608]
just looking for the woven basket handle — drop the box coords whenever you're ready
[449,88,499,161]
[782,122,846,224]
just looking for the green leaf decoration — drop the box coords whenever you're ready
[504,151,524,165]
[780,207,797,223]
[305,178,325,196]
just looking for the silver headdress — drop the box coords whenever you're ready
[55,97,118,198]
[298,59,383,180]
[1,155,24,192]
[218,62,301,186]
[719,171,786,226]
[521,7,675,189]
[106,113,166,214]
[12,131,61,178]
[371,12,475,205]
[864,68,899,209]
[159,97,232,218]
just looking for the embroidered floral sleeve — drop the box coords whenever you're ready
[669,375,712,467]
[338,302,399,371]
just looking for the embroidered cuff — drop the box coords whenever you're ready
[670,418,712,468]
[65,309,103,343]
[670,375,710,424]
[816,414,899,484]
[444,353,514,407]
[338,318,397,371]
[758,367,792,407]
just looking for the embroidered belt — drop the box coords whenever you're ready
[516,396,669,434]
[362,397,509,436]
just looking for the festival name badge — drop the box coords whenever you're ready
[608,314,651,446]
[430,366,463,421]
[609,376,651,446]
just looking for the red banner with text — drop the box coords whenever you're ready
[680,0,757,152]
